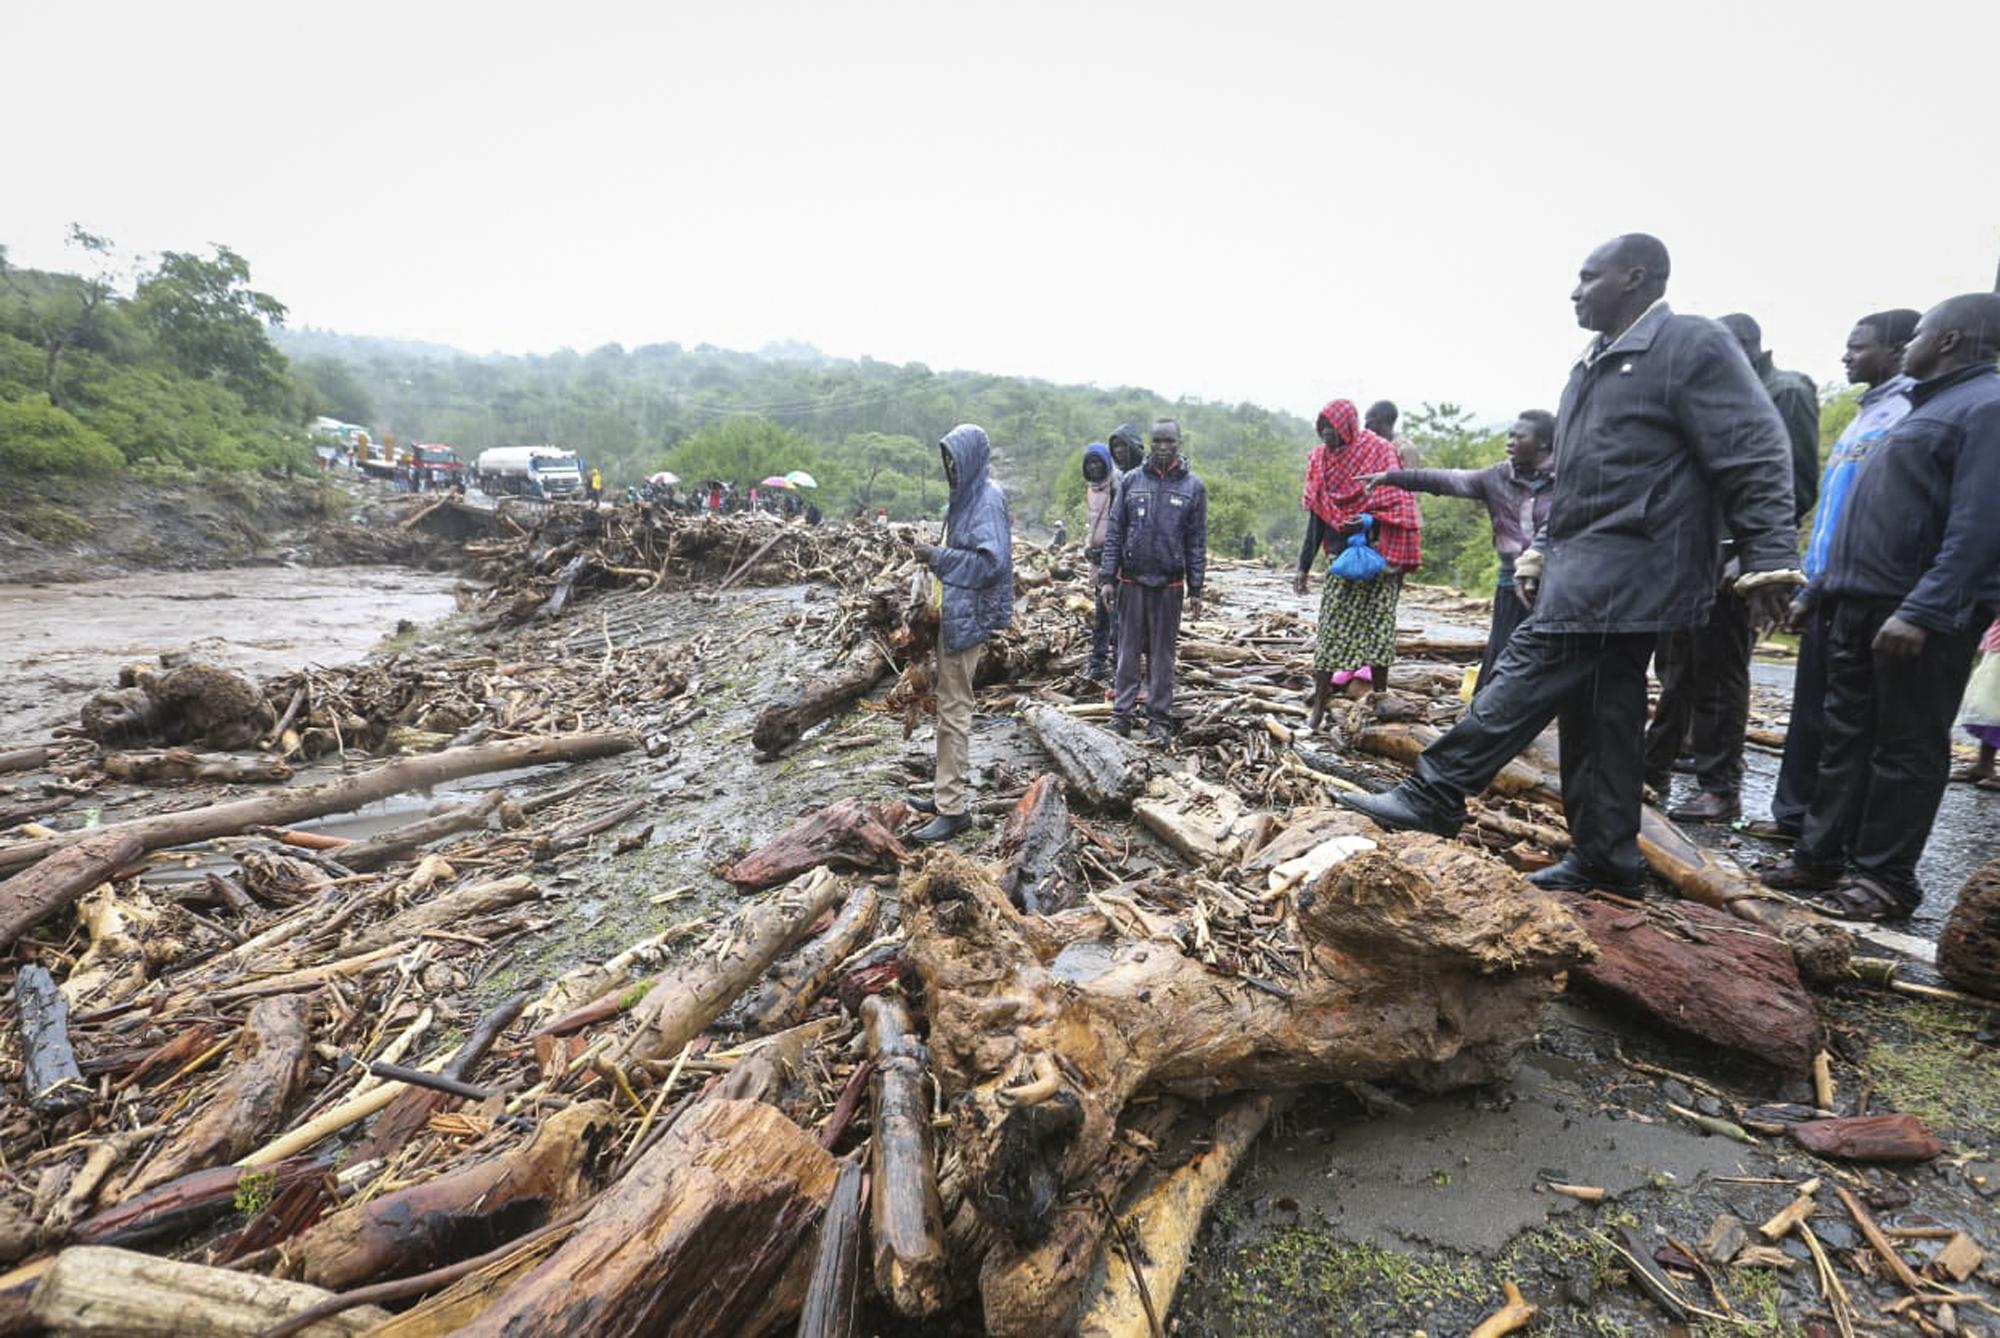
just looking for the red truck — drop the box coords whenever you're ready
[411,444,463,489]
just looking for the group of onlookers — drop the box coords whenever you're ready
[892,230,1999,931]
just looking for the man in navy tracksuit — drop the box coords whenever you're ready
[1098,419,1207,743]
[1762,294,2000,918]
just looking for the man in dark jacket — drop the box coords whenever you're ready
[1099,419,1207,743]
[1362,409,1556,695]
[907,424,1014,842]
[1107,423,1146,477]
[1336,234,1800,891]
[1643,313,1822,822]
[1761,294,2000,918]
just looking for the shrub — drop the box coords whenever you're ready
[0,394,123,474]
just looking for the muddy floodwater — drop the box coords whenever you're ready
[0,566,461,740]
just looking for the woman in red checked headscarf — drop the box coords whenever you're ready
[1294,398,1422,728]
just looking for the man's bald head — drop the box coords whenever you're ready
[1902,293,2000,381]
[1365,401,1398,436]
[1571,233,1671,335]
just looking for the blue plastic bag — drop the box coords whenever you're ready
[1328,514,1388,582]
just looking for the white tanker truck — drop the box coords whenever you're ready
[473,446,586,499]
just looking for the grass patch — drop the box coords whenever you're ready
[12,502,93,544]
[1854,996,2000,1137]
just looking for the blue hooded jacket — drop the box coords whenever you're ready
[931,424,1015,654]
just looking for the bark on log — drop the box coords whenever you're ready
[1789,1113,1943,1164]
[723,798,910,891]
[0,731,637,879]
[1022,704,1148,810]
[289,1100,618,1290]
[1077,1093,1281,1338]
[978,1100,1181,1337]
[862,994,949,1316]
[994,773,1079,913]
[753,640,894,757]
[797,1156,867,1338]
[904,842,1589,1244]
[1938,857,2000,999]
[101,749,293,785]
[0,829,146,954]
[1561,895,1822,1074]
[70,1156,324,1248]
[353,992,527,1163]
[616,868,847,1065]
[1353,723,1852,982]
[14,963,87,1116]
[739,882,879,1033]
[454,1098,836,1338]
[118,994,313,1200]
[335,791,506,872]
[28,1245,389,1336]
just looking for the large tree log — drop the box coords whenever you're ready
[1077,1093,1281,1338]
[1560,894,1822,1074]
[1133,773,1247,867]
[29,1245,389,1336]
[616,868,846,1065]
[455,1098,836,1337]
[862,995,948,1316]
[723,799,909,891]
[0,730,637,881]
[288,1100,617,1290]
[739,882,880,1033]
[118,994,313,1200]
[1022,705,1148,810]
[70,1156,324,1248]
[0,829,146,954]
[1353,723,1851,981]
[904,843,1589,1244]
[753,641,894,757]
[335,791,506,872]
[342,874,539,954]
[994,773,1079,913]
[14,963,87,1116]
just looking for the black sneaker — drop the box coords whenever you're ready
[1108,715,1133,737]
[1146,721,1175,747]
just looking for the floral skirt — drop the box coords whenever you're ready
[1315,570,1404,673]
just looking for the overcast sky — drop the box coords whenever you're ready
[11,0,1999,424]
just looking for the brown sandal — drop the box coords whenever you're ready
[1802,875,1912,923]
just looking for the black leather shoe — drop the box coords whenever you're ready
[910,811,972,843]
[1526,853,1645,896]
[1107,715,1133,737]
[1669,790,1740,824]
[907,795,938,815]
[1332,785,1461,838]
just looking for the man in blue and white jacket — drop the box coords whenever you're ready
[1747,309,1919,840]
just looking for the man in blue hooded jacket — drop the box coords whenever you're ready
[907,424,1014,842]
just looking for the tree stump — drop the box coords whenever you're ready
[1939,858,2000,1000]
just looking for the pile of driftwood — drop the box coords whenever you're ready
[4,506,1987,1335]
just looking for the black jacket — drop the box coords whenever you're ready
[1100,455,1208,595]
[1815,362,2000,633]
[1536,303,1798,633]
[1754,351,1822,524]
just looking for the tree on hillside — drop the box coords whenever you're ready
[661,416,819,489]
[293,355,374,424]
[0,224,120,408]
[136,245,289,410]
[840,431,928,512]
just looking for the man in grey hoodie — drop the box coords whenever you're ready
[907,424,1014,842]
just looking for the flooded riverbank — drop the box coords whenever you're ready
[0,565,462,741]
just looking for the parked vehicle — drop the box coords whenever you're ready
[411,443,463,489]
[474,446,586,499]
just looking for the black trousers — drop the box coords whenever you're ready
[1795,599,1987,902]
[1642,587,1753,796]
[1407,625,1655,880]
[1769,598,1834,831]
[1476,582,1529,696]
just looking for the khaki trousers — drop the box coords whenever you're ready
[934,642,983,816]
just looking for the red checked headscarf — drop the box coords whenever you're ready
[1302,398,1422,570]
